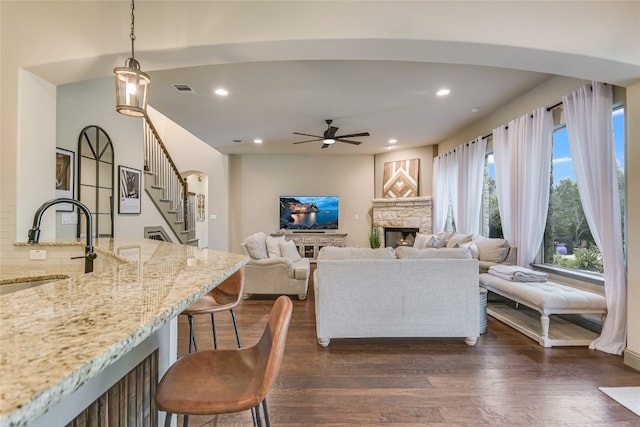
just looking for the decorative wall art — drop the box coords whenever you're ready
[196,193,205,221]
[118,165,141,214]
[383,158,420,198]
[55,148,75,211]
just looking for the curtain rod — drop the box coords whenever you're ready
[479,100,564,141]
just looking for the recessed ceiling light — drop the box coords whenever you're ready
[436,88,450,97]
[253,139,262,144]
[215,88,228,96]
[388,139,397,144]
[472,107,480,113]
[387,146,395,150]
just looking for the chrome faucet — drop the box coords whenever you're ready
[28,198,97,274]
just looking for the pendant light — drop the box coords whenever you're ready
[114,0,150,117]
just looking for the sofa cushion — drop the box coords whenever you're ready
[280,239,302,261]
[446,232,473,248]
[474,237,510,263]
[395,246,472,260]
[244,232,268,260]
[318,246,396,260]
[266,235,285,258]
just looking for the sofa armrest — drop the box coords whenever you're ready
[247,256,293,268]
[504,246,517,265]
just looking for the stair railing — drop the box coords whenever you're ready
[142,115,195,238]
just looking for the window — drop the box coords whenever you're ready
[482,153,503,238]
[543,107,625,276]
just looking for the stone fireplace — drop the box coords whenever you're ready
[372,196,432,248]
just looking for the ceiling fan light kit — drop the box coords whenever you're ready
[292,119,370,149]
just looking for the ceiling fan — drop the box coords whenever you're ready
[292,119,370,149]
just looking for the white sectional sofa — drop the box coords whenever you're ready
[314,246,480,347]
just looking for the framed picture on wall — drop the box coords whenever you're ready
[55,148,74,211]
[118,165,141,214]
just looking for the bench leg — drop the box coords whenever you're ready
[540,314,551,347]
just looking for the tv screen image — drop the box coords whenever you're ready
[279,196,339,230]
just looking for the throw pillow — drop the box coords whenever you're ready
[446,232,473,248]
[456,241,479,259]
[266,235,285,258]
[244,232,268,260]
[413,233,434,249]
[425,235,447,248]
[280,239,302,261]
[474,237,510,262]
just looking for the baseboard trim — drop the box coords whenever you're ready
[623,348,640,372]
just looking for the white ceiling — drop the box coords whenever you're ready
[7,1,638,159]
[148,60,551,155]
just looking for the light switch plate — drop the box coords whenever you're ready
[30,249,47,260]
[61,213,77,225]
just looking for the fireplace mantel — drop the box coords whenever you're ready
[372,196,432,247]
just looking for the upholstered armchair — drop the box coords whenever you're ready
[240,232,310,300]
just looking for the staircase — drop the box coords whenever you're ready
[142,115,197,246]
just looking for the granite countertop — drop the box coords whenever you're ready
[0,238,248,427]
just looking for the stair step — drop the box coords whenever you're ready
[151,185,164,190]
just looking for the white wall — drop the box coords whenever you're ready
[625,81,640,369]
[229,154,374,253]
[16,70,57,242]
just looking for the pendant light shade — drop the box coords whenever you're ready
[114,0,150,117]
[114,58,150,117]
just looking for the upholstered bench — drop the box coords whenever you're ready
[479,273,607,347]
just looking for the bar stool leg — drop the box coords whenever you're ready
[210,313,218,349]
[164,413,173,427]
[262,398,271,427]
[188,315,198,353]
[230,308,242,348]
[254,403,263,427]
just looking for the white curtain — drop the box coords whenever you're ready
[563,82,627,355]
[432,152,457,233]
[448,150,459,231]
[493,108,553,266]
[456,137,488,235]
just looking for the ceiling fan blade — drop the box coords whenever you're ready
[321,143,330,149]
[336,139,363,145]
[293,138,324,144]
[327,126,339,137]
[334,132,370,139]
[293,132,323,138]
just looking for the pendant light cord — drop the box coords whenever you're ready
[129,0,136,59]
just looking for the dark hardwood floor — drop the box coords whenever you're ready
[174,268,640,426]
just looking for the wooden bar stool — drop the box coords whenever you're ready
[156,295,293,427]
[182,268,244,352]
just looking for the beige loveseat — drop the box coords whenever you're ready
[241,232,310,300]
[314,246,480,347]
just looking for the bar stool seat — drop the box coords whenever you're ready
[157,296,293,427]
[182,268,244,352]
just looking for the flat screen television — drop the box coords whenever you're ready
[279,196,339,231]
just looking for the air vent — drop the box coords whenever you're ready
[170,84,195,93]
